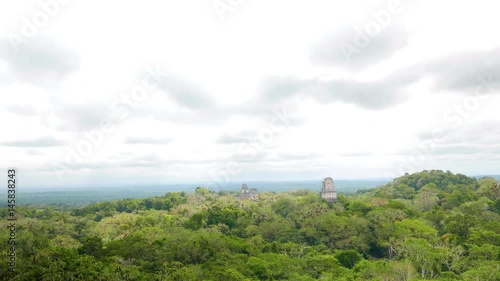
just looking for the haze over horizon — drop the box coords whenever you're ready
[1,0,499,189]
[14,172,500,193]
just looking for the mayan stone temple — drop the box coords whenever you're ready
[240,183,259,200]
[320,177,337,202]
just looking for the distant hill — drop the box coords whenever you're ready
[390,170,476,191]
[475,175,500,180]
[3,180,387,207]
[4,172,497,207]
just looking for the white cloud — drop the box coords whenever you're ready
[0,36,79,87]
[1,0,499,188]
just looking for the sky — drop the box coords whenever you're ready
[0,0,499,190]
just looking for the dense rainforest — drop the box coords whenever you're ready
[1,170,499,280]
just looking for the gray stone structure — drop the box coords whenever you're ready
[240,183,259,200]
[320,177,337,202]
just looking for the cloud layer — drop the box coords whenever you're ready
[0,37,79,87]
[1,0,499,187]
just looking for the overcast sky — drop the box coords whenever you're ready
[1,0,499,189]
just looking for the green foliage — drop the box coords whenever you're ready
[4,172,499,280]
[392,170,476,191]
[334,250,364,269]
[78,235,104,258]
